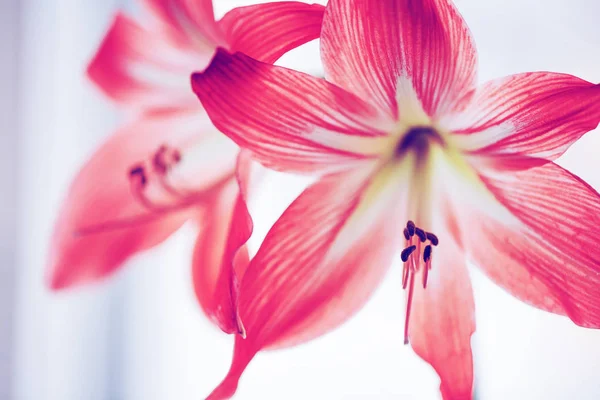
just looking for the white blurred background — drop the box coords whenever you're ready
[2,0,600,399]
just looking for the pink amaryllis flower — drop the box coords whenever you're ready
[47,0,324,335]
[192,0,600,398]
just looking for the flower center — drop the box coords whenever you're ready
[394,126,445,158]
[401,220,439,345]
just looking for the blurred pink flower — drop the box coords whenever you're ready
[47,0,324,335]
[192,0,600,398]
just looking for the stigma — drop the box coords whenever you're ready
[401,220,438,345]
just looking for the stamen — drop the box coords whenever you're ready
[415,239,422,273]
[128,164,166,209]
[422,245,432,289]
[406,220,415,236]
[75,145,233,236]
[152,145,169,174]
[401,245,417,262]
[422,261,429,288]
[400,227,439,344]
[423,244,432,262]
[129,165,147,186]
[401,234,411,288]
[150,144,190,198]
[415,227,426,242]
[426,232,438,246]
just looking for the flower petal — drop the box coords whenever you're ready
[408,229,475,400]
[321,0,477,119]
[206,164,409,399]
[468,161,600,328]
[87,12,205,109]
[451,156,600,326]
[140,0,225,50]
[191,50,392,174]
[192,151,256,335]
[458,206,568,317]
[219,2,325,64]
[448,72,600,161]
[47,110,225,289]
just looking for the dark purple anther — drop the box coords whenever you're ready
[426,232,439,246]
[129,165,147,186]
[423,245,432,262]
[401,245,417,262]
[407,220,415,236]
[415,227,426,242]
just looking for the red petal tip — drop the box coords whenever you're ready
[206,350,253,400]
[206,379,238,400]
[47,273,67,291]
[46,261,79,291]
[206,336,257,400]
